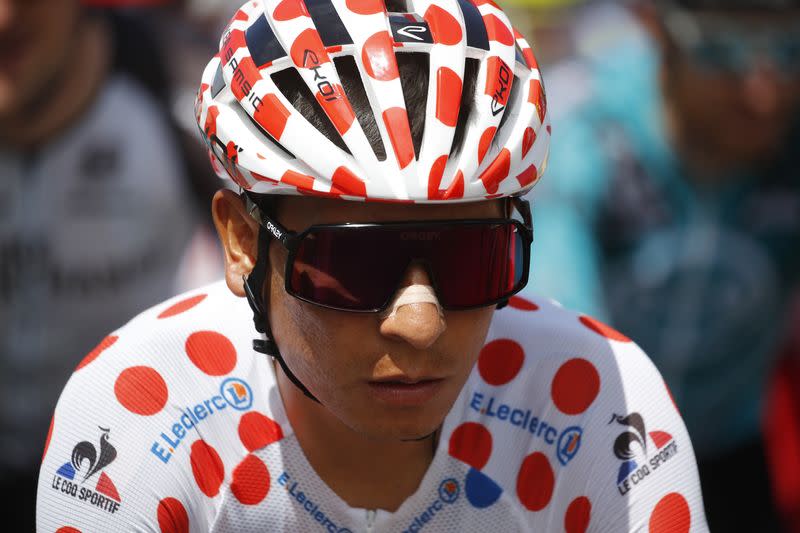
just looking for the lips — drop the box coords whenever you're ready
[367,378,445,407]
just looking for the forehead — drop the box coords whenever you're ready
[276,196,506,229]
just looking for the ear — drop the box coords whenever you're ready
[212,189,260,297]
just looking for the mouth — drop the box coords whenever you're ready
[366,377,446,407]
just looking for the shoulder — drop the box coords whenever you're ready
[37,281,288,532]
[440,295,708,531]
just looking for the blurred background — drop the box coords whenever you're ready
[1,0,798,531]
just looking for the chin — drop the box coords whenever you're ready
[349,408,447,442]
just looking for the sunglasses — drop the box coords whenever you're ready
[244,195,533,312]
[665,11,800,75]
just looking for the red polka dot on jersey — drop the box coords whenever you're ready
[185,331,237,376]
[76,335,118,371]
[517,452,555,511]
[550,358,600,415]
[190,440,225,498]
[362,31,399,81]
[239,412,284,452]
[56,528,81,533]
[424,4,462,46]
[478,339,525,386]
[158,294,207,319]
[665,381,680,415]
[157,497,189,533]
[579,316,632,343]
[508,295,539,311]
[232,454,271,505]
[649,493,691,533]
[448,422,492,469]
[565,496,592,533]
[42,413,54,463]
[114,366,168,416]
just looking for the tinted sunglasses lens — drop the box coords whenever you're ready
[432,223,526,308]
[288,222,528,311]
[289,228,406,310]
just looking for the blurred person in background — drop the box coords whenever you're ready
[525,0,800,530]
[0,0,219,528]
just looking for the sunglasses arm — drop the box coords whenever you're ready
[510,196,534,241]
[243,193,300,251]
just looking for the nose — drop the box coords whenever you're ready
[379,264,446,350]
[741,56,782,117]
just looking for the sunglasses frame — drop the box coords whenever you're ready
[244,194,534,313]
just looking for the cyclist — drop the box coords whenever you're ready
[37,0,709,530]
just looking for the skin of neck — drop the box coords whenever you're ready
[275,361,438,512]
[0,15,110,150]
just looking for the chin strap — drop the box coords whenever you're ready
[244,227,320,403]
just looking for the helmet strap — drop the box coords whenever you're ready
[244,228,321,403]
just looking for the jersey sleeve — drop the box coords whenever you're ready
[36,336,213,533]
[36,283,267,533]
[568,319,710,533]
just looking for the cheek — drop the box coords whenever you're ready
[267,273,361,388]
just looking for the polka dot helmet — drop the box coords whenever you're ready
[195,0,550,202]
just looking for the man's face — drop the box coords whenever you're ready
[265,197,504,441]
[0,0,81,117]
[661,9,800,167]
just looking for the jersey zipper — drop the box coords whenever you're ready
[365,509,377,533]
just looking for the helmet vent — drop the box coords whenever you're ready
[449,57,480,156]
[271,67,352,155]
[334,56,387,160]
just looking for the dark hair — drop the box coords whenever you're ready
[270,54,479,161]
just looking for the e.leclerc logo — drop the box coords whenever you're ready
[50,427,122,514]
[150,377,253,464]
[609,412,679,496]
[402,478,461,533]
[470,391,583,466]
[277,470,352,533]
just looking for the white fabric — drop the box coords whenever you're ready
[37,280,709,532]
